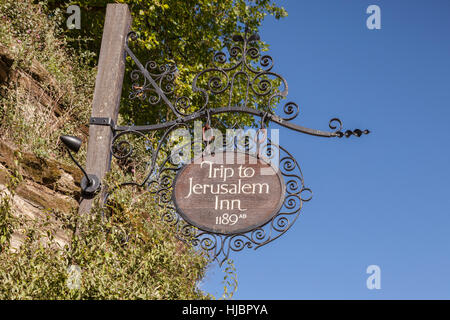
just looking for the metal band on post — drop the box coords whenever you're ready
[89,117,116,131]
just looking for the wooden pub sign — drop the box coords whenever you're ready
[173,152,285,235]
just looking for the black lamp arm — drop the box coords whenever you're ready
[66,148,92,185]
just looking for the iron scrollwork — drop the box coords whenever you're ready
[102,30,370,265]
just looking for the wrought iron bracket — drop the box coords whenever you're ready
[102,30,371,265]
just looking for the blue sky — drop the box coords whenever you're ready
[201,0,450,299]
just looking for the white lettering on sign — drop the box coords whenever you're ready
[173,152,285,234]
[184,161,270,219]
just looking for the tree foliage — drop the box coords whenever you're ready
[0,181,211,299]
[48,0,287,126]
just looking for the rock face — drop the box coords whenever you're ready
[0,140,81,249]
[0,43,90,250]
[0,44,89,138]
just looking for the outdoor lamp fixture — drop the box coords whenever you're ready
[60,135,101,197]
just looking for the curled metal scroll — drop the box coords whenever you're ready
[123,31,369,138]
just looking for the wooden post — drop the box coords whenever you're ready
[79,4,131,214]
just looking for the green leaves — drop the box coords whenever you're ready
[0,187,211,299]
[47,0,287,127]
[221,259,238,300]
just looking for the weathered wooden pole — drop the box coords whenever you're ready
[79,4,131,214]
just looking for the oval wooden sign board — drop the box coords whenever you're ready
[173,151,285,235]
